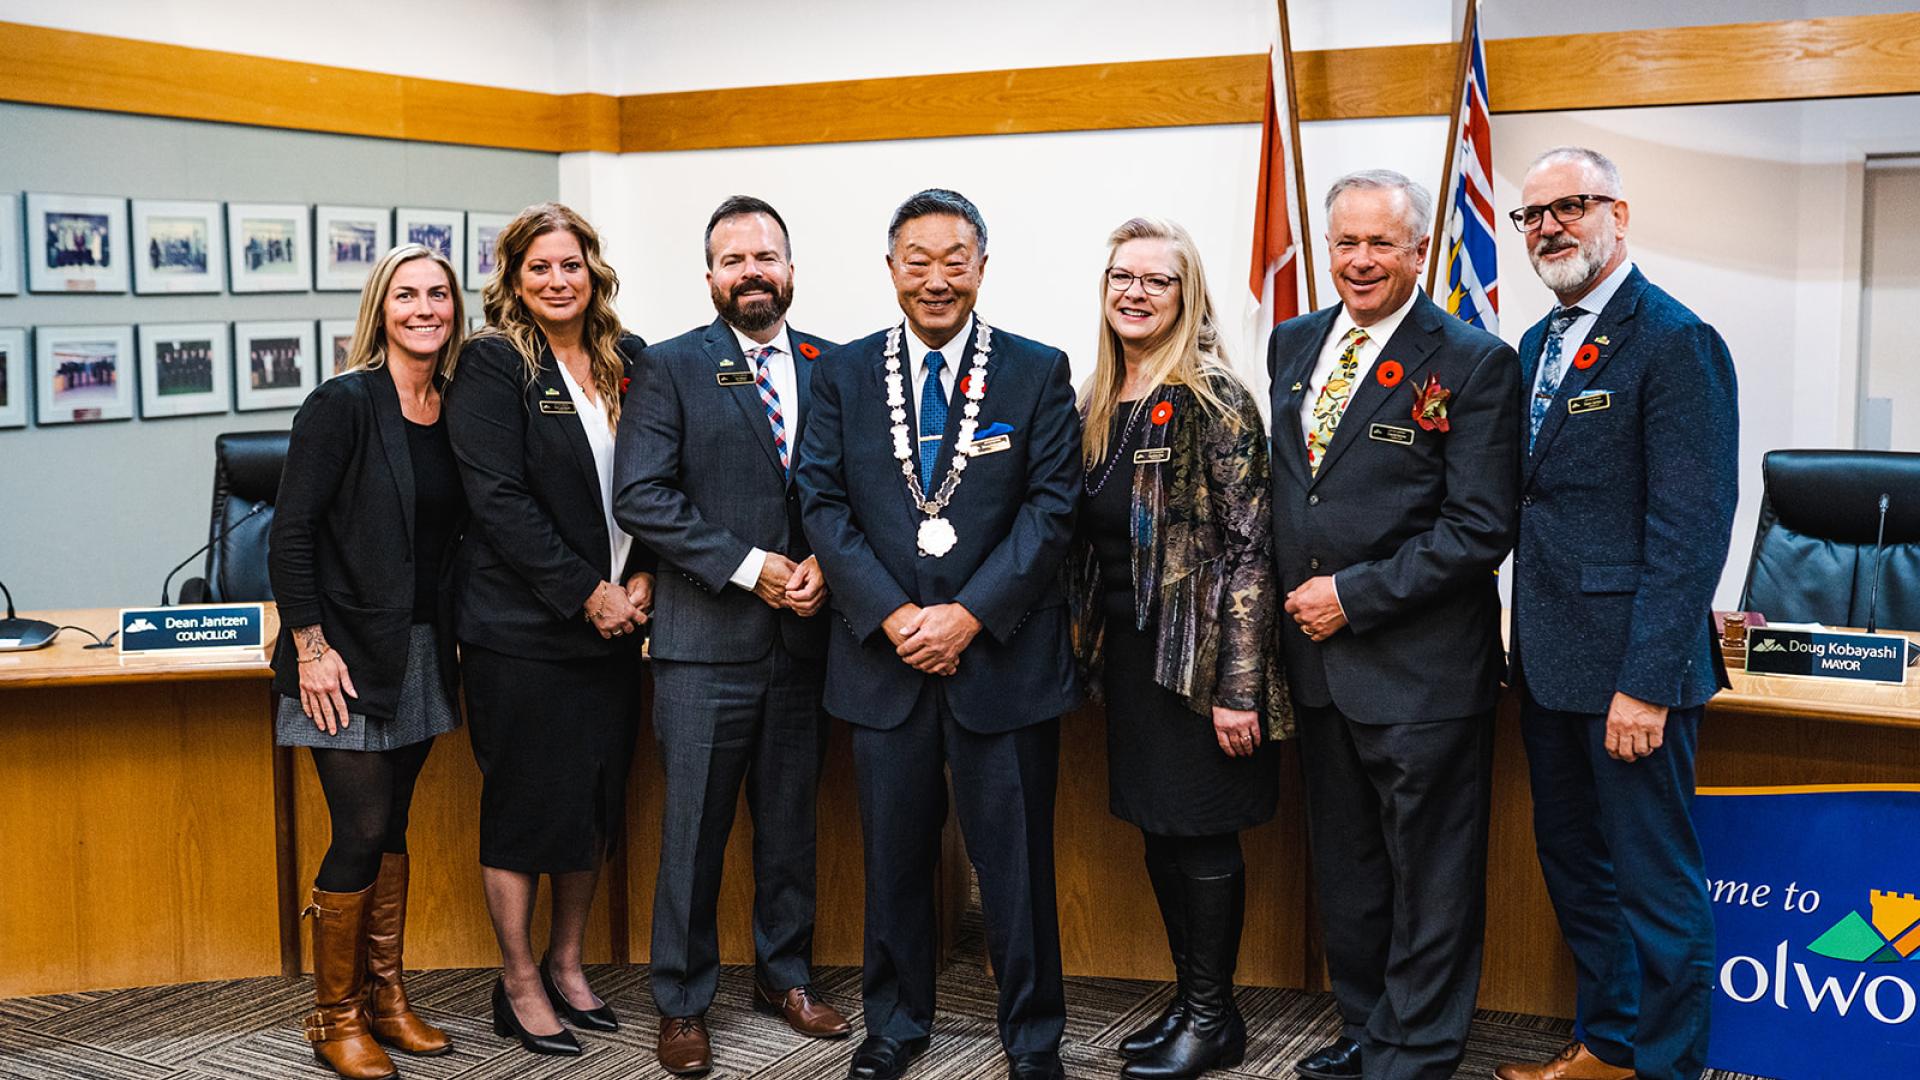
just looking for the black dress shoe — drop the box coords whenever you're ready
[1008,1050,1066,1080]
[491,977,583,1056]
[1294,1037,1361,1079]
[848,1035,930,1080]
[540,957,618,1031]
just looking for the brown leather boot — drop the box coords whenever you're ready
[1494,1041,1635,1080]
[304,885,397,1080]
[366,853,451,1056]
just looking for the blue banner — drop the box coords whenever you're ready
[1698,787,1920,1078]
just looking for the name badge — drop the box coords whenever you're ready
[538,400,577,415]
[1368,423,1415,446]
[1133,447,1172,464]
[716,370,755,387]
[1568,391,1611,415]
[969,434,1012,456]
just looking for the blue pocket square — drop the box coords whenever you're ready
[975,421,1014,438]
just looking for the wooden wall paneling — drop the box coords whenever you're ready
[1291,42,1456,121]
[0,680,283,998]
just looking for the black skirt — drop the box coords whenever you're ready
[1102,618,1277,836]
[461,642,640,873]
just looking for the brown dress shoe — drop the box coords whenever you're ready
[1494,1041,1635,1080]
[303,885,397,1080]
[753,982,853,1039]
[658,1014,713,1075]
[366,853,452,1056]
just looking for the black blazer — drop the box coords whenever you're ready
[444,330,655,660]
[268,366,465,716]
[796,321,1083,733]
[1266,292,1522,724]
[614,318,835,664]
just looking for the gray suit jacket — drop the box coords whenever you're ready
[614,317,835,663]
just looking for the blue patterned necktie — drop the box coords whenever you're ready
[1529,307,1584,449]
[749,345,789,474]
[918,349,948,489]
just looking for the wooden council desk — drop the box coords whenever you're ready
[6,605,1914,1021]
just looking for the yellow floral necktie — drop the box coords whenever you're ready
[1306,327,1368,475]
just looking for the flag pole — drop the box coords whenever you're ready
[1276,0,1317,310]
[1425,0,1478,296]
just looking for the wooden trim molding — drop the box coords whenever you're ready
[3,14,1918,154]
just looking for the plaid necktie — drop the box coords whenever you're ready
[749,345,789,473]
[919,350,947,489]
[1529,307,1584,449]
[1306,327,1368,476]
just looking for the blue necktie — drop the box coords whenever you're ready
[1529,307,1584,449]
[919,350,947,489]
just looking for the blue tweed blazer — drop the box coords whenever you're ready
[1510,266,1739,713]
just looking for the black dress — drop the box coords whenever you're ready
[1084,406,1277,836]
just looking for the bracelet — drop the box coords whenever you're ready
[297,644,331,663]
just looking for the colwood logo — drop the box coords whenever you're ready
[1750,637,1788,653]
[1719,889,1920,1026]
[124,617,158,634]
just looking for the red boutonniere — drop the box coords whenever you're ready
[620,376,632,396]
[1150,401,1174,425]
[1411,374,1452,433]
[1375,360,1404,388]
[1572,343,1600,370]
[797,341,821,359]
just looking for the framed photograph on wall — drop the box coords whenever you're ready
[35,325,136,424]
[465,211,511,289]
[27,193,130,293]
[138,323,230,418]
[227,203,312,292]
[0,328,28,429]
[234,320,317,411]
[0,195,21,296]
[319,318,358,381]
[314,205,391,292]
[395,208,464,278]
[131,199,225,295]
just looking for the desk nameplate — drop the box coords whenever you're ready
[1744,627,1911,686]
[119,604,268,664]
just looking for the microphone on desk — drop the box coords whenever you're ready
[160,502,269,607]
[0,578,60,652]
[1865,493,1891,636]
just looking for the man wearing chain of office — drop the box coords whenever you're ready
[796,188,1082,1080]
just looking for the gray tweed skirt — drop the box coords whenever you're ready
[274,623,459,751]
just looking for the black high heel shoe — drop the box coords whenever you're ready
[492,977,583,1056]
[541,956,619,1031]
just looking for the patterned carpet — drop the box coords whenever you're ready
[0,897,1770,1080]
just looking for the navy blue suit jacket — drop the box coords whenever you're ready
[1267,292,1521,724]
[1511,267,1739,713]
[795,321,1082,733]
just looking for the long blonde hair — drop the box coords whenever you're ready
[477,202,627,423]
[1081,217,1243,466]
[340,244,465,381]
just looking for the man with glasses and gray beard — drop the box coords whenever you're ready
[1495,148,1737,1080]
[615,195,851,1076]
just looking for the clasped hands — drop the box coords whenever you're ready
[882,602,981,677]
[752,553,828,617]
[1284,574,1347,643]
[585,572,654,639]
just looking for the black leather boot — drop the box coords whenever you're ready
[1119,855,1189,1059]
[1120,870,1246,1080]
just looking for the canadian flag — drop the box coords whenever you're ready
[1245,46,1307,393]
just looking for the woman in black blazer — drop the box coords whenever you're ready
[444,202,653,1056]
[270,243,468,1079]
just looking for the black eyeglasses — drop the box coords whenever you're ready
[1106,268,1180,296]
[1508,194,1616,232]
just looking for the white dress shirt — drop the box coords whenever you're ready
[1532,258,1635,402]
[554,358,635,583]
[728,321,803,592]
[904,314,971,431]
[1298,289,1422,446]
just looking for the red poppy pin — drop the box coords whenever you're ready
[1572,343,1600,370]
[797,341,821,359]
[620,376,631,396]
[1375,360,1404,388]
[960,374,981,395]
[1410,374,1452,433]
[1150,401,1174,425]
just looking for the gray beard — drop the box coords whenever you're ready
[1531,228,1616,295]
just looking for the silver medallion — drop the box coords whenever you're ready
[917,516,958,558]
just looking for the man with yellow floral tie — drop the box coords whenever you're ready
[1265,170,1521,1080]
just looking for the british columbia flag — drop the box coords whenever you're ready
[1440,12,1497,334]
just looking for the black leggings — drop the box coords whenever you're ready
[310,741,435,892]
[1142,828,1244,878]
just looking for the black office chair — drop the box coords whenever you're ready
[178,431,290,604]
[1739,449,1920,630]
